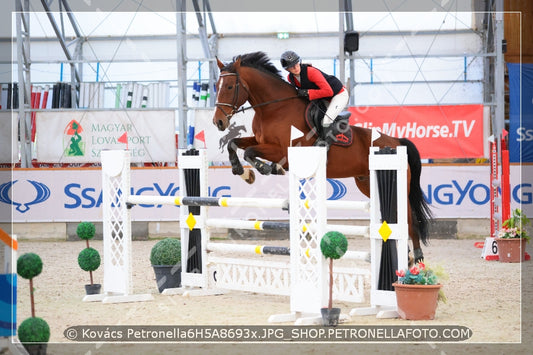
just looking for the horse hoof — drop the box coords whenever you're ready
[240,169,255,184]
[271,163,286,175]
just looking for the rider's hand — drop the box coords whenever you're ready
[297,89,308,98]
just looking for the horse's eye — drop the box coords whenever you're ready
[227,85,233,89]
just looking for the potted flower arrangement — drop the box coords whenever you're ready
[319,231,348,327]
[496,208,530,263]
[150,238,182,293]
[393,262,447,320]
[76,222,101,294]
[17,253,50,355]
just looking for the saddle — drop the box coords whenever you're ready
[304,100,353,147]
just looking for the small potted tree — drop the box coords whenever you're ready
[17,253,50,355]
[496,208,530,262]
[76,222,101,294]
[319,231,348,327]
[150,238,182,293]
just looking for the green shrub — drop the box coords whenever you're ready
[320,231,348,260]
[17,317,50,343]
[77,247,101,272]
[150,238,181,265]
[17,253,43,280]
[76,221,96,240]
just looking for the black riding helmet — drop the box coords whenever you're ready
[280,50,301,69]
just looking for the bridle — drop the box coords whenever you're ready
[215,71,299,120]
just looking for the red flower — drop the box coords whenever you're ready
[418,262,425,270]
[395,269,405,277]
[409,265,420,275]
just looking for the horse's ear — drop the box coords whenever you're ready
[216,57,224,69]
[234,56,242,69]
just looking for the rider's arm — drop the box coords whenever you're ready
[306,66,334,100]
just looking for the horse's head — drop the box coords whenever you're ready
[213,57,249,131]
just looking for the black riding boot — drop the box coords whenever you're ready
[316,115,350,150]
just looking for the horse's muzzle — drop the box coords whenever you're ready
[215,118,228,131]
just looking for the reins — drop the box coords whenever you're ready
[215,71,299,119]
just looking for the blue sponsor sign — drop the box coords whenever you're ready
[508,63,533,162]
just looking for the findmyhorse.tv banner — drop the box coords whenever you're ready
[35,110,176,163]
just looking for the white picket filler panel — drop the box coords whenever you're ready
[350,146,409,319]
[97,150,153,303]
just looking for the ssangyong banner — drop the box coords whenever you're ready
[4,164,530,223]
[347,105,487,159]
[35,110,176,163]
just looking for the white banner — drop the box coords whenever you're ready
[35,110,176,163]
[4,164,530,223]
[0,112,18,163]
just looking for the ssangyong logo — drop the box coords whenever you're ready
[0,180,51,213]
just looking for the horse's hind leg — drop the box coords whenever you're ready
[408,205,424,263]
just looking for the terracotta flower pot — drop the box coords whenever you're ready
[393,283,442,320]
[496,238,526,263]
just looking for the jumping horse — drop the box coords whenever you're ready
[212,51,432,263]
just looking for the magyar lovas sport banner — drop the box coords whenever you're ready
[347,104,486,160]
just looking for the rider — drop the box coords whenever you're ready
[280,50,349,148]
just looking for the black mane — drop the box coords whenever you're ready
[224,51,283,80]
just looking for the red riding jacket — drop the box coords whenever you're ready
[287,64,344,101]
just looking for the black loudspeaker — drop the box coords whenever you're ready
[344,31,359,54]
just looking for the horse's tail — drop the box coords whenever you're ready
[400,138,432,245]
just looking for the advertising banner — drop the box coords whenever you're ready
[4,164,530,223]
[347,105,486,159]
[0,112,18,164]
[508,63,533,162]
[35,110,176,163]
[193,105,487,163]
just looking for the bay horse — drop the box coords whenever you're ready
[212,51,432,263]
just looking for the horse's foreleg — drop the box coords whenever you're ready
[228,137,259,183]
[243,144,286,177]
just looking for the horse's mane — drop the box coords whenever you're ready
[224,51,284,81]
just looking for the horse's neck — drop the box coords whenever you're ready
[242,69,295,108]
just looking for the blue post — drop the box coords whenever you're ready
[370,58,374,84]
[96,62,100,82]
[463,56,467,82]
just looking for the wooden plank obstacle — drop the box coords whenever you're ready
[99,146,409,322]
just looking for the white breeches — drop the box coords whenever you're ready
[323,89,349,125]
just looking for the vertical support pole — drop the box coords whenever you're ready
[351,146,408,319]
[178,149,210,290]
[500,135,510,223]
[490,140,500,238]
[100,151,153,303]
[176,1,188,149]
[101,150,132,296]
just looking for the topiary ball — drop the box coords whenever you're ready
[17,317,50,343]
[76,222,96,240]
[320,231,348,260]
[17,253,43,280]
[78,247,101,272]
[150,238,181,265]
